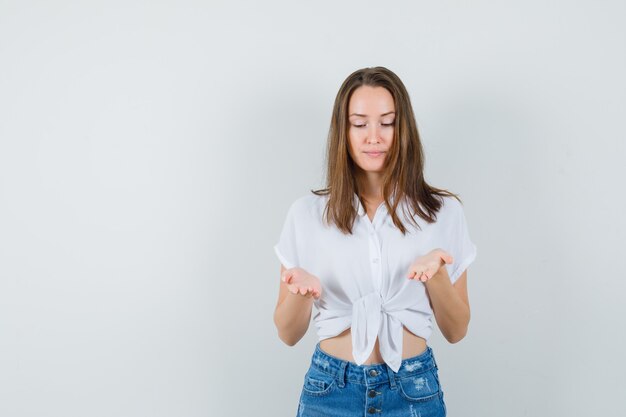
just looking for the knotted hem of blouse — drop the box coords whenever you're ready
[350,292,407,373]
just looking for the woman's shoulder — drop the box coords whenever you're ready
[286,192,327,217]
[439,194,463,213]
[433,194,468,227]
[401,194,463,225]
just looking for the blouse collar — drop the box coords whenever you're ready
[353,191,400,217]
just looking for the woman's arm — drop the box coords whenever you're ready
[424,267,471,343]
[273,264,314,346]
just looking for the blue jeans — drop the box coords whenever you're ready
[297,342,447,417]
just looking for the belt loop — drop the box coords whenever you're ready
[336,360,348,388]
[386,364,397,390]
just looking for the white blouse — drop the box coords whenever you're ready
[273,192,477,372]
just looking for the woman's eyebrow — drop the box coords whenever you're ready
[349,111,396,117]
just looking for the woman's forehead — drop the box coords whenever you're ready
[349,86,395,115]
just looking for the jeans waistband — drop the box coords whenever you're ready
[310,342,438,387]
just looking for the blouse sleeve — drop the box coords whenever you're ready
[443,198,478,285]
[273,201,300,270]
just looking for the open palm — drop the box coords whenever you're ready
[281,267,322,299]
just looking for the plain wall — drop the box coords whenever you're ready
[1,1,625,416]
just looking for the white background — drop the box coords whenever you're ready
[1,1,625,416]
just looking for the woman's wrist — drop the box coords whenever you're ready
[426,262,451,286]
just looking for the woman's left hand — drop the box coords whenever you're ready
[407,248,454,282]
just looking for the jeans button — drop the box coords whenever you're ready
[368,369,378,377]
[368,389,377,398]
[367,406,378,414]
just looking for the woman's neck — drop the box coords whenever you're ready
[355,171,384,201]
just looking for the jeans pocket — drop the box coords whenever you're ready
[397,369,440,403]
[301,367,337,397]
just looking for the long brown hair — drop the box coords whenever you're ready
[311,66,461,235]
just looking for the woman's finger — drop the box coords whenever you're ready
[422,269,431,281]
[424,269,433,280]
[409,269,422,280]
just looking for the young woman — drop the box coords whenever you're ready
[273,66,477,417]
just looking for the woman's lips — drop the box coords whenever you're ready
[364,151,384,157]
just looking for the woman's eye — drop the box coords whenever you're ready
[353,123,394,128]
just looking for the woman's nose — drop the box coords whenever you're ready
[367,125,381,143]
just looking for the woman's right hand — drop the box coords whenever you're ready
[281,267,322,299]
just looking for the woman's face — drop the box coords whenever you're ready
[347,85,396,174]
